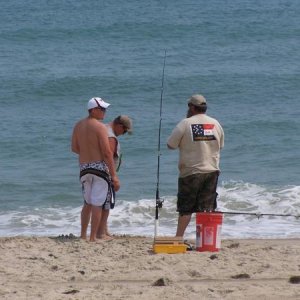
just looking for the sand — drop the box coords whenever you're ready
[0,235,300,299]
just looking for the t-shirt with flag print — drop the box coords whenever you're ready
[167,113,224,178]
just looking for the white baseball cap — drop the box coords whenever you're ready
[87,97,110,110]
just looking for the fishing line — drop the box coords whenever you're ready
[218,211,300,219]
[154,49,167,237]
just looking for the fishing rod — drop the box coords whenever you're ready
[217,211,300,219]
[155,49,167,237]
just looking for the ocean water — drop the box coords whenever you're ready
[0,0,299,239]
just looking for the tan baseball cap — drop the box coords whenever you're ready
[115,115,133,134]
[188,94,207,106]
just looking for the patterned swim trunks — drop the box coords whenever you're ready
[79,161,115,209]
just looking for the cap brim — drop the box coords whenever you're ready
[101,102,110,108]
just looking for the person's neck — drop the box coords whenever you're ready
[88,115,101,121]
[193,112,205,116]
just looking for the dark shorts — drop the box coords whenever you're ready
[177,171,219,215]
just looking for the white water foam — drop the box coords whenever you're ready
[0,182,299,239]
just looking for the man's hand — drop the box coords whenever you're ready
[112,176,120,191]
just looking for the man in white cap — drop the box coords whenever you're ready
[97,115,133,239]
[72,97,120,242]
[167,94,224,238]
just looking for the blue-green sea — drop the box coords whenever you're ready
[0,0,299,238]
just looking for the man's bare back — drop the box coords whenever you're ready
[72,117,109,164]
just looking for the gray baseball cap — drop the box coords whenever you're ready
[188,94,207,106]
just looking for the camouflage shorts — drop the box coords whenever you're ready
[177,172,219,215]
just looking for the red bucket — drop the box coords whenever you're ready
[196,212,223,252]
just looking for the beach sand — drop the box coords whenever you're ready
[0,235,300,299]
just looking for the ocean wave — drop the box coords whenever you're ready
[1,182,299,239]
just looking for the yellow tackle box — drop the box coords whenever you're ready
[153,237,187,254]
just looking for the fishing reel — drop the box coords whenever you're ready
[156,197,164,209]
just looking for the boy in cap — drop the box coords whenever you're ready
[71,97,120,242]
[167,94,224,237]
[97,115,133,239]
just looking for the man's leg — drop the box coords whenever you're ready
[97,209,113,239]
[176,214,192,237]
[90,206,102,242]
[81,203,91,239]
[200,172,219,211]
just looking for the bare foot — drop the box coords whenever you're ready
[97,234,114,241]
[89,239,104,243]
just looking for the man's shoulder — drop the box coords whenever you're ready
[73,118,85,130]
[197,114,221,124]
[76,117,90,125]
[208,115,223,127]
[177,117,190,126]
[171,118,189,133]
[86,118,105,127]
[77,118,106,131]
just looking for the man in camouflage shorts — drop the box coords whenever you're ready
[167,94,224,237]
[177,172,219,214]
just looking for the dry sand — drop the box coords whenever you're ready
[0,235,300,299]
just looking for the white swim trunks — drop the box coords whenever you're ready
[80,173,109,208]
[79,161,114,209]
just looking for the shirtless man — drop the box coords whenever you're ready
[71,97,120,242]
